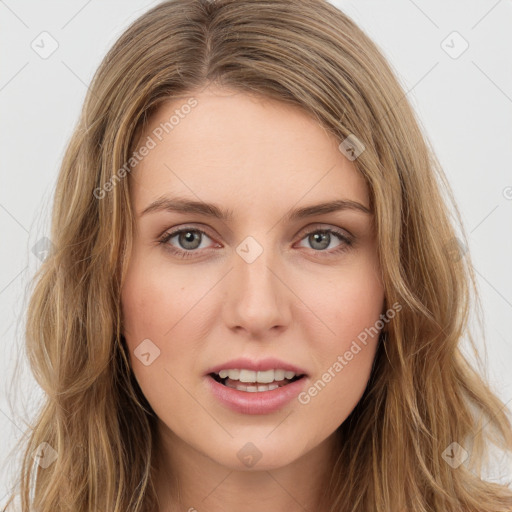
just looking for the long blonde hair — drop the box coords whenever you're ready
[4,0,512,510]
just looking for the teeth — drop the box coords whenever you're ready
[239,369,257,382]
[256,369,274,383]
[274,369,285,381]
[216,368,298,383]
[225,382,280,392]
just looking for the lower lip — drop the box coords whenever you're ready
[206,374,308,415]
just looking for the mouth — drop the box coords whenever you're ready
[208,369,306,393]
[205,364,309,414]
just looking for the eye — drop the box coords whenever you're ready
[158,227,218,259]
[158,225,354,259]
[295,227,353,255]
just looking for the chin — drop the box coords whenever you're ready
[202,437,305,472]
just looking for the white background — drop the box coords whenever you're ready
[1,0,511,504]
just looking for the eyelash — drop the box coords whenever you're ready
[158,225,354,260]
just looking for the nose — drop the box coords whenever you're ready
[222,242,292,338]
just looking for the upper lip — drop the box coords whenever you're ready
[205,357,309,376]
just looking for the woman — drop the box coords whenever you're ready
[3,0,512,510]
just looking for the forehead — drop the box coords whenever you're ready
[129,86,370,216]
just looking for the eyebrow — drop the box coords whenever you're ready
[140,196,372,221]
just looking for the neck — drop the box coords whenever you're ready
[153,422,338,512]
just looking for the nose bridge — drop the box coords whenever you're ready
[235,235,279,303]
[224,234,290,333]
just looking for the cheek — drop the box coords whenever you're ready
[121,272,168,344]
[293,258,384,412]
[337,275,384,339]
[120,257,207,418]
[120,253,221,407]
[296,255,384,346]
[121,252,212,342]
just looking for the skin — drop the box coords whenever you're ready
[120,84,385,512]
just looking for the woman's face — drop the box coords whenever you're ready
[121,85,385,474]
